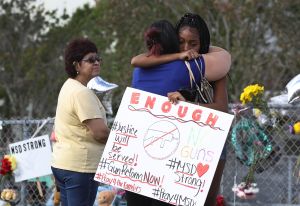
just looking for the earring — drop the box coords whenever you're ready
[77,71,79,74]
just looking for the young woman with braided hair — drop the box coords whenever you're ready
[174,13,228,206]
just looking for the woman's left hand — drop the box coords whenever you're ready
[167,92,186,104]
[179,49,200,61]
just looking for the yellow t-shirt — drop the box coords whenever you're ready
[52,78,107,173]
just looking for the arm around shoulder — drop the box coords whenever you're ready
[203,46,231,81]
[84,118,110,144]
[131,53,185,67]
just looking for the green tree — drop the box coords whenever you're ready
[49,0,183,114]
[90,0,299,108]
[197,0,300,99]
[0,0,66,118]
[1,0,298,118]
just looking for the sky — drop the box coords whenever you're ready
[37,0,95,16]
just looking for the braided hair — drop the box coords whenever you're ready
[144,19,180,56]
[175,13,210,54]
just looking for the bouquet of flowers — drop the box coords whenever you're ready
[232,83,276,165]
[240,84,265,107]
[232,141,263,199]
[240,84,273,127]
[0,155,16,179]
[0,155,19,204]
[232,84,282,199]
[292,121,300,181]
[216,194,226,206]
[289,121,300,135]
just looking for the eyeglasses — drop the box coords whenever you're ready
[81,55,102,64]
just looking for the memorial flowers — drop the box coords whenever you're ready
[240,84,272,124]
[232,83,275,165]
[0,155,16,184]
[289,121,300,135]
[232,84,277,199]
[216,194,226,206]
[240,84,265,108]
[232,141,262,199]
[0,155,19,203]
[292,121,300,180]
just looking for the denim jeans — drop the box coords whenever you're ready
[51,167,98,206]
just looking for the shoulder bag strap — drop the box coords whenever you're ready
[194,57,204,79]
[194,57,214,103]
[184,61,193,88]
[184,61,197,87]
[184,61,207,101]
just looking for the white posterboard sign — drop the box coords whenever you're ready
[95,87,234,206]
[9,135,52,182]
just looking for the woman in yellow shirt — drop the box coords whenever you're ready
[52,38,110,206]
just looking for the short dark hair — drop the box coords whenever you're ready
[64,37,98,78]
[176,13,210,54]
[144,19,179,56]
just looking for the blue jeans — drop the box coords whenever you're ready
[51,167,98,206]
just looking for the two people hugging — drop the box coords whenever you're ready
[128,13,231,206]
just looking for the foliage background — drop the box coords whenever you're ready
[0,0,299,118]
